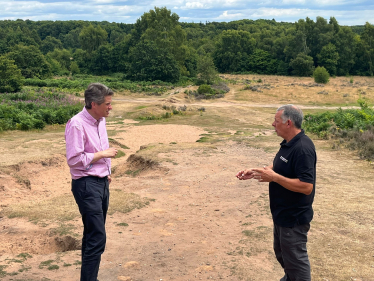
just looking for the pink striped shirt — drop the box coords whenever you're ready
[65,107,111,179]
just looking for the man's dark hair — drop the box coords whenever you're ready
[277,104,303,129]
[84,83,114,109]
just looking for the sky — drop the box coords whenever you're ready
[1,0,373,26]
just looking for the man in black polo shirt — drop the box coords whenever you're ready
[236,104,316,281]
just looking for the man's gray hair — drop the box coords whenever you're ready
[277,104,304,129]
[84,83,114,109]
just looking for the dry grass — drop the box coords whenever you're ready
[0,190,153,222]
[1,194,78,221]
[0,124,66,166]
[225,74,374,106]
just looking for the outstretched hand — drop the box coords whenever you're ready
[251,166,276,182]
[236,169,255,180]
[236,166,276,182]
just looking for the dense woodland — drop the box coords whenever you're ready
[0,7,374,91]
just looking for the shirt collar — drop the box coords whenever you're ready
[82,107,103,125]
[280,129,305,147]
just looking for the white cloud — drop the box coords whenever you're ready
[0,0,372,25]
[216,10,244,20]
[185,2,205,9]
[282,0,306,4]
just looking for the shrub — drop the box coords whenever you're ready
[313,66,330,84]
[198,84,214,95]
[187,83,229,100]
[0,88,82,131]
[0,56,24,93]
[304,100,374,161]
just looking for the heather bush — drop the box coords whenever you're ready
[304,99,374,160]
[0,88,82,131]
[187,82,229,99]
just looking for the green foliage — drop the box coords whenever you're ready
[0,16,374,80]
[248,49,278,74]
[317,43,339,76]
[196,55,218,85]
[304,100,374,160]
[0,88,82,131]
[313,66,330,84]
[70,61,80,75]
[130,7,190,78]
[79,24,108,53]
[213,30,256,73]
[127,40,180,82]
[290,53,315,76]
[198,84,214,95]
[22,76,173,94]
[47,48,72,71]
[187,83,229,99]
[0,56,24,93]
[40,36,63,54]
[303,100,374,156]
[5,44,52,79]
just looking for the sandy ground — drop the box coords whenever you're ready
[1,75,374,281]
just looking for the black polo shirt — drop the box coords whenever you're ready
[269,130,316,227]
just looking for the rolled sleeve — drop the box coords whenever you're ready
[65,120,94,169]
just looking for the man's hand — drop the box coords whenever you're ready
[101,147,118,158]
[252,166,276,182]
[236,169,255,180]
[108,175,112,184]
[91,147,118,164]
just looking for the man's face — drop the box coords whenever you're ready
[92,96,112,118]
[272,110,288,138]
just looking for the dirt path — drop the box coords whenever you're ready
[1,75,374,280]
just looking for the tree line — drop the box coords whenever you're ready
[1,7,374,92]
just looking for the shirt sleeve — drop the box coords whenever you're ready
[294,147,316,184]
[65,119,94,169]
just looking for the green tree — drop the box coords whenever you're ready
[45,56,62,75]
[90,44,114,75]
[333,26,357,76]
[5,44,52,79]
[47,48,72,70]
[62,28,82,49]
[111,35,131,73]
[127,40,180,82]
[40,36,63,54]
[317,43,339,76]
[313,66,330,84]
[213,30,256,72]
[359,22,374,76]
[248,49,277,74]
[290,53,315,76]
[79,24,108,53]
[129,7,190,77]
[196,55,218,84]
[70,61,80,75]
[0,56,24,92]
[72,48,91,74]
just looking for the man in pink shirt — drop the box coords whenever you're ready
[65,83,118,281]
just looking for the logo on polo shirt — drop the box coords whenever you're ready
[280,156,288,163]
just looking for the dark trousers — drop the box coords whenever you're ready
[273,223,311,281]
[72,176,109,281]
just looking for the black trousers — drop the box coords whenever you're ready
[72,176,109,281]
[273,223,311,281]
